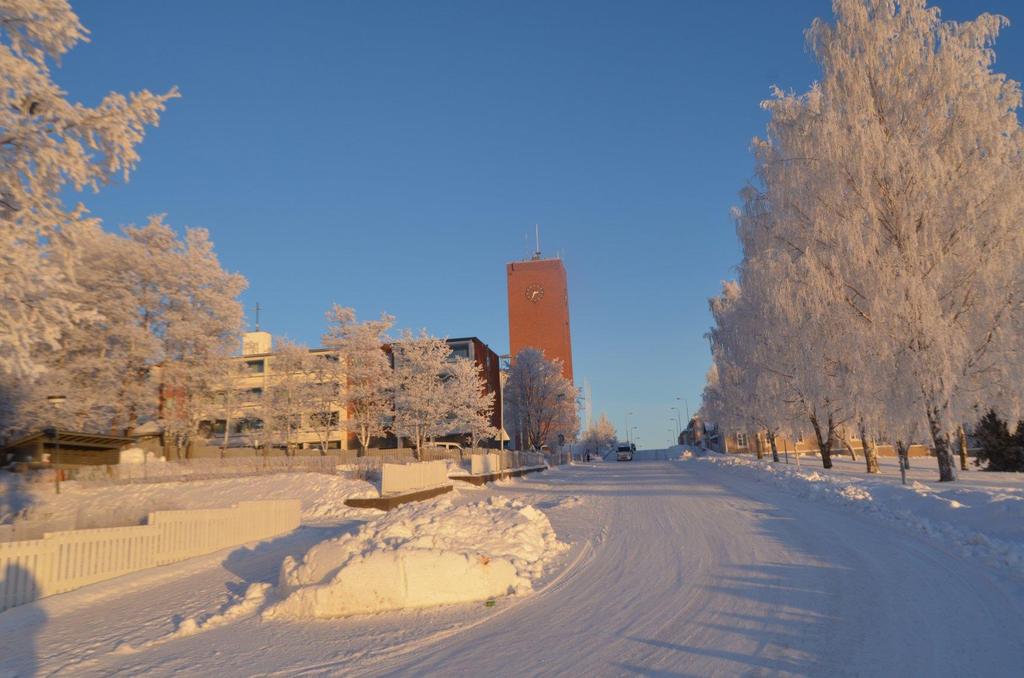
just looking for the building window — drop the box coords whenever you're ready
[449,342,471,360]
[245,359,265,374]
[735,432,748,448]
[235,417,264,433]
[309,411,339,428]
[239,387,263,399]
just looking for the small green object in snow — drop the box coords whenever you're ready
[485,599,496,607]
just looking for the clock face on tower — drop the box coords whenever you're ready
[525,283,545,303]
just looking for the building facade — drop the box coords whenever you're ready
[206,331,351,452]
[446,337,502,433]
[506,256,574,382]
[200,331,504,452]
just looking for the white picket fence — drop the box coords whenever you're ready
[380,461,449,495]
[0,499,299,612]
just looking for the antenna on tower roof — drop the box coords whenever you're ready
[533,224,541,259]
[254,302,261,331]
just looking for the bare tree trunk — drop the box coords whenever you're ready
[858,418,880,474]
[926,404,957,482]
[957,424,969,472]
[754,433,765,460]
[896,440,908,484]
[840,437,858,461]
[768,430,780,463]
[809,412,833,469]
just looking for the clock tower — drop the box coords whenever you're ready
[507,255,574,382]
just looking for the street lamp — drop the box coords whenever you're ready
[498,359,510,451]
[676,397,690,424]
[624,411,634,444]
[670,408,682,438]
[46,394,66,494]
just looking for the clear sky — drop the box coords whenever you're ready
[57,0,1024,448]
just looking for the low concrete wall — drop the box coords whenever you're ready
[345,485,453,511]
[0,499,299,612]
[381,460,449,495]
[453,465,547,486]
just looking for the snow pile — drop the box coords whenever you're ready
[263,495,568,619]
[1,472,376,536]
[697,455,1024,575]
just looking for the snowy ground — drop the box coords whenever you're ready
[2,456,1023,676]
[1,472,378,537]
[702,451,1024,574]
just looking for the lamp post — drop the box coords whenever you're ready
[498,365,509,451]
[46,394,66,494]
[667,428,675,448]
[624,411,633,444]
[670,408,682,438]
[632,426,638,450]
[676,397,689,424]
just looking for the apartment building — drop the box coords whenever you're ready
[200,331,504,452]
[200,331,351,452]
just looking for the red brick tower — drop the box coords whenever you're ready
[507,256,574,382]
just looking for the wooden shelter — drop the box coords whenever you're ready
[2,430,136,468]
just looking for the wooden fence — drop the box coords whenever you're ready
[66,455,350,485]
[0,499,299,612]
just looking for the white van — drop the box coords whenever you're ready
[616,443,634,462]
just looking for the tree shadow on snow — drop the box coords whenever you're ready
[618,509,852,675]
[619,561,840,676]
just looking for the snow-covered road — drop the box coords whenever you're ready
[370,458,1024,676]
[2,458,1022,676]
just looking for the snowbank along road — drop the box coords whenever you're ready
[1,454,1022,676]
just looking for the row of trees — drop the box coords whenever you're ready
[701,0,1024,482]
[0,1,247,443]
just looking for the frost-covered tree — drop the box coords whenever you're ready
[580,413,618,457]
[504,348,579,451]
[0,0,176,380]
[8,222,155,434]
[322,306,394,456]
[3,216,244,444]
[392,331,451,457]
[706,0,1024,482]
[444,357,496,447]
[264,340,317,456]
[150,222,246,456]
[303,352,345,455]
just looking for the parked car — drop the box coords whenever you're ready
[616,443,634,462]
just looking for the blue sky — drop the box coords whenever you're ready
[58,0,1024,448]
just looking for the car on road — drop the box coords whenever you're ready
[616,443,635,462]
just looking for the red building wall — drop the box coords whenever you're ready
[507,258,574,382]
